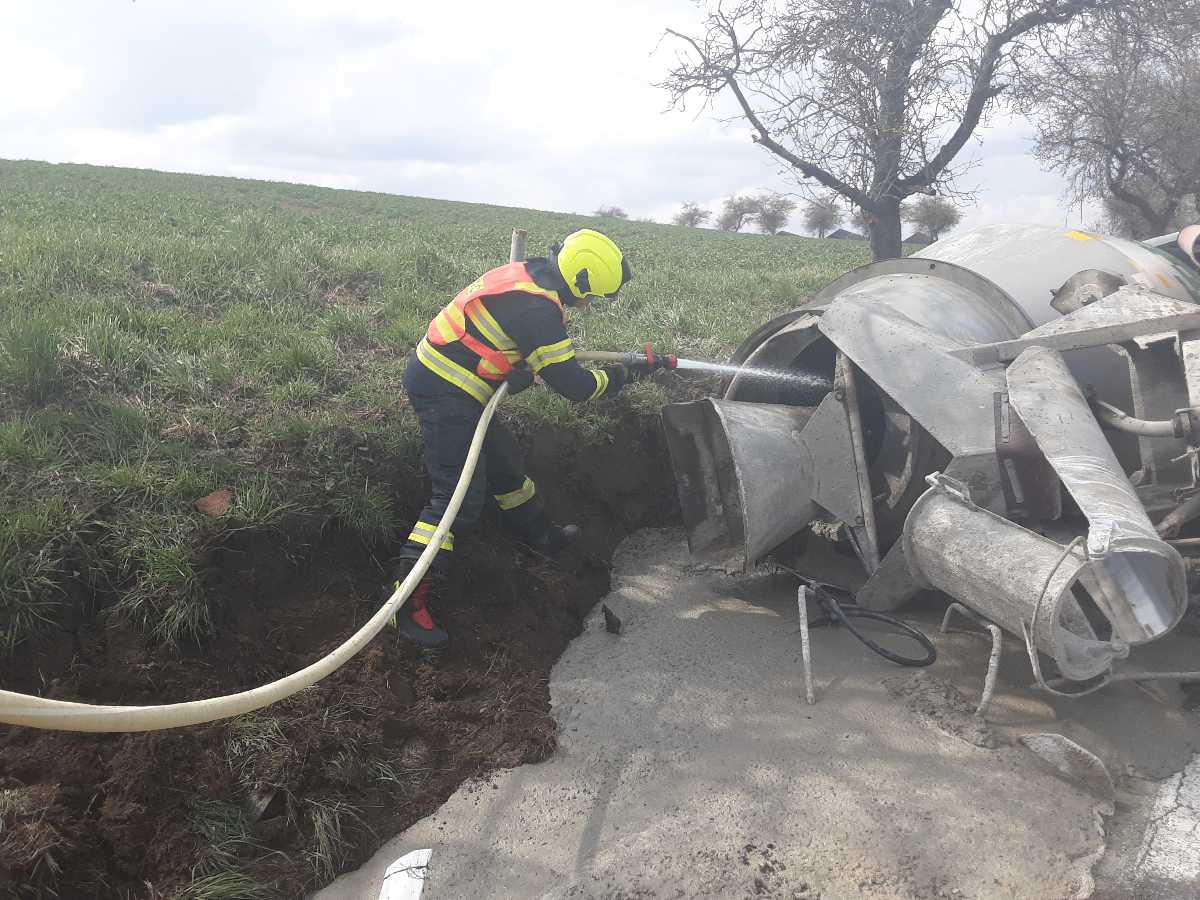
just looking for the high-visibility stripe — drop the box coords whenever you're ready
[512,281,561,306]
[495,477,536,510]
[430,313,459,344]
[429,303,467,344]
[587,368,610,401]
[466,303,517,351]
[526,338,575,373]
[415,338,494,405]
[477,356,507,378]
[408,520,454,551]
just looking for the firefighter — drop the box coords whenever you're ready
[386,229,641,649]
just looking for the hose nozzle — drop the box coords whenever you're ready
[640,343,678,371]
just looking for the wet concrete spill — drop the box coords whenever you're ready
[322,529,1200,899]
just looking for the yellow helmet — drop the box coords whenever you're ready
[554,229,632,300]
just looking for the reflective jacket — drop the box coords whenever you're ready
[414,260,622,405]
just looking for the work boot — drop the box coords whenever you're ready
[532,523,580,557]
[382,564,449,650]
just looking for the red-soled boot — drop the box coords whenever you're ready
[391,575,449,650]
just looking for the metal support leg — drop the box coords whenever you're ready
[940,602,1002,718]
[798,586,815,705]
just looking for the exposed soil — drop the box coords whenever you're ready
[0,408,678,899]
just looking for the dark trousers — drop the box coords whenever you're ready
[398,359,550,576]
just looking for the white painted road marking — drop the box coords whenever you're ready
[378,848,432,900]
[1134,754,1200,886]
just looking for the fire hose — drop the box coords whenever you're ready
[786,573,937,668]
[0,349,676,733]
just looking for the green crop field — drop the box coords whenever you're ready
[0,158,870,654]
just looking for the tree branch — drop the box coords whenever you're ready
[724,72,875,209]
[898,0,1100,193]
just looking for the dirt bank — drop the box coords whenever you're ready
[0,407,677,899]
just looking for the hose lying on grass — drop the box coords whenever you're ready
[0,383,511,732]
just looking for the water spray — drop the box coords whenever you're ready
[579,345,832,391]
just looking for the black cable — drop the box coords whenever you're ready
[797,577,937,668]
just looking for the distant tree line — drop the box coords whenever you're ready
[804,193,963,240]
[593,206,629,219]
[657,190,966,242]
[667,193,799,234]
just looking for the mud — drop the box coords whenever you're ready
[0,410,677,899]
[883,672,1000,749]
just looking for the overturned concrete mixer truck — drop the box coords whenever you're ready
[663,223,1200,690]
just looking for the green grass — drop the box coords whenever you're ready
[301,798,366,885]
[181,799,281,899]
[0,158,868,652]
[177,871,277,900]
[0,310,63,401]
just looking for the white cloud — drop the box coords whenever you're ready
[0,1,1090,235]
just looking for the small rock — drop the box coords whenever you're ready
[194,488,233,516]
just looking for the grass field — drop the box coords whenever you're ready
[0,158,869,655]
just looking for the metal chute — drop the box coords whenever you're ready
[662,399,819,570]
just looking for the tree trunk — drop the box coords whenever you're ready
[869,203,903,260]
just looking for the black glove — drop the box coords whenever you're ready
[595,364,630,394]
[505,366,535,395]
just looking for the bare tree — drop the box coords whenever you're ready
[1017,7,1200,238]
[661,0,1121,260]
[717,194,759,231]
[672,201,712,227]
[754,193,798,234]
[803,194,843,237]
[901,196,963,240]
[594,205,629,219]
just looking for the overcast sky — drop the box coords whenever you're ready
[1,1,1094,233]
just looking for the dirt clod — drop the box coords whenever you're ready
[194,488,234,516]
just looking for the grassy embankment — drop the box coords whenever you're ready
[0,158,868,653]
